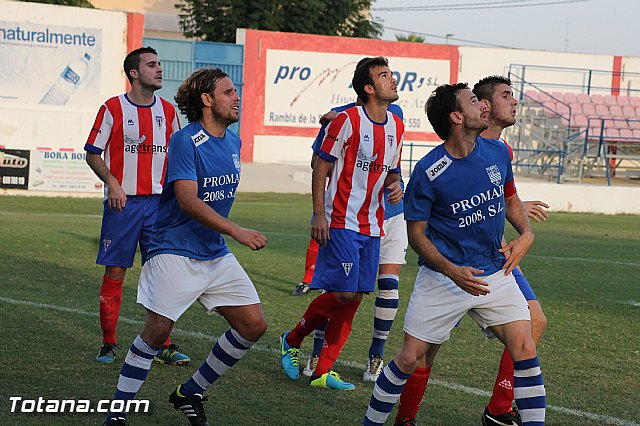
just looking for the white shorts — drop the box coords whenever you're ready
[379,213,408,265]
[404,267,530,344]
[137,253,261,322]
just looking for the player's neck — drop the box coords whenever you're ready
[127,85,156,106]
[200,114,227,138]
[363,101,389,124]
[444,130,478,158]
[481,123,504,140]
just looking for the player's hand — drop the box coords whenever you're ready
[500,231,534,275]
[107,182,127,212]
[232,227,267,251]
[523,200,549,222]
[311,214,330,246]
[445,265,490,296]
[386,182,403,205]
[319,110,339,125]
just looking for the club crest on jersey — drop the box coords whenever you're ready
[191,130,210,147]
[387,135,394,146]
[341,262,353,276]
[486,164,502,186]
[155,116,164,128]
[232,153,241,172]
[103,239,111,252]
[426,155,451,181]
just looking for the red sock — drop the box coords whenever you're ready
[99,274,123,344]
[487,348,515,415]
[163,335,171,347]
[314,299,361,376]
[287,292,345,347]
[302,239,319,283]
[396,366,432,421]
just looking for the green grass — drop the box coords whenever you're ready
[0,193,639,425]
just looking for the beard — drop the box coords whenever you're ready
[211,104,239,127]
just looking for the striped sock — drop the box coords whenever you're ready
[107,335,158,420]
[311,321,327,357]
[369,274,399,357]
[364,360,411,425]
[514,356,546,426]
[180,329,255,396]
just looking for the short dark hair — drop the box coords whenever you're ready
[473,75,512,102]
[175,68,229,123]
[123,46,158,83]
[425,82,469,140]
[352,56,389,103]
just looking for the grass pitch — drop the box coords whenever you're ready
[0,193,638,425]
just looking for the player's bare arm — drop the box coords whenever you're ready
[407,220,490,296]
[311,157,331,245]
[500,193,534,275]
[523,200,550,222]
[319,109,339,125]
[173,179,267,251]
[86,152,127,212]
[384,172,402,204]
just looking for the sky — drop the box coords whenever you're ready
[371,0,640,57]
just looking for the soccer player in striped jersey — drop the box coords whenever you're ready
[393,76,549,426]
[364,83,546,426]
[103,68,268,426]
[85,47,190,366]
[280,57,404,390]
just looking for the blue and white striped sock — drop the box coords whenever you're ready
[180,328,255,396]
[369,274,399,357]
[107,335,158,421]
[514,356,546,426]
[363,360,410,425]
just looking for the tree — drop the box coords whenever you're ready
[20,0,94,7]
[395,33,425,43]
[176,0,382,42]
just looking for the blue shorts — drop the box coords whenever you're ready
[513,268,537,301]
[96,195,160,268]
[311,228,380,293]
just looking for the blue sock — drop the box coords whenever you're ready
[369,274,399,358]
[181,329,255,396]
[514,356,546,426]
[107,335,158,421]
[363,360,410,425]
[311,321,327,357]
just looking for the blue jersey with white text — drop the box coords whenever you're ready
[404,137,515,275]
[148,122,242,260]
[312,102,405,220]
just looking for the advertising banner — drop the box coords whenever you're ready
[29,149,103,193]
[0,148,29,189]
[0,20,102,107]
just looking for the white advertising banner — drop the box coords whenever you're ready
[264,50,450,133]
[29,149,102,193]
[0,20,102,107]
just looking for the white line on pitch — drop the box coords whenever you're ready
[618,300,640,307]
[1,296,638,426]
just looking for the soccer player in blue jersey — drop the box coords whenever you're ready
[103,68,268,426]
[297,101,408,382]
[364,83,546,426]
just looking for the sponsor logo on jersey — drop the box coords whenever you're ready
[356,149,391,174]
[426,155,451,181]
[124,135,146,145]
[123,135,165,154]
[450,185,504,214]
[342,262,353,276]
[232,153,241,172]
[155,116,164,128]
[191,130,209,147]
[91,127,101,134]
[486,164,502,186]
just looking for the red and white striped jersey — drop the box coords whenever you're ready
[318,106,404,237]
[85,94,180,197]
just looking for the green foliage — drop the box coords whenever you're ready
[176,0,382,42]
[19,0,94,7]
[0,194,639,425]
[395,33,426,43]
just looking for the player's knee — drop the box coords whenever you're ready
[512,338,537,361]
[395,348,420,373]
[105,266,127,281]
[236,316,268,342]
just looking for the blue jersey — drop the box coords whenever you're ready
[311,102,405,220]
[404,137,516,275]
[148,122,242,261]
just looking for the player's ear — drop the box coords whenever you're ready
[364,83,375,97]
[200,92,213,108]
[450,110,463,125]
